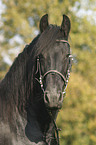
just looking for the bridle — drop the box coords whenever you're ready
[35,39,72,145]
[35,39,72,94]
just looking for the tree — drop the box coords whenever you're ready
[1,0,79,78]
[0,0,96,144]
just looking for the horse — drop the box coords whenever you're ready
[0,14,72,145]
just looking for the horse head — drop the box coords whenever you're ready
[34,14,72,110]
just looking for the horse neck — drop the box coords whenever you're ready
[29,97,59,144]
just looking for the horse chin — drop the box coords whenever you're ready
[46,106,62,120]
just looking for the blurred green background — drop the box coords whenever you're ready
[0,0,96,144]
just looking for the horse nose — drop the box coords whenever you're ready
[44,91,50,104]
[44,91,65,107]
[58,91,63,102]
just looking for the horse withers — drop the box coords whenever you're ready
[0,14,72,145]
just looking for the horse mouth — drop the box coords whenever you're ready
[46,105,62,111]
[44,100,62,110]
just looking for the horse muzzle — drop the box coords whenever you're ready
[44,91,65,109]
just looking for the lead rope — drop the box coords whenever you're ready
[48,111,61,145]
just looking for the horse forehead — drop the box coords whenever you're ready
[47,48,63,62]
[45,44,62,57]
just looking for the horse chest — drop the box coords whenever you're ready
[0,122,46,145]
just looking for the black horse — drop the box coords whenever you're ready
[0,14,72,145]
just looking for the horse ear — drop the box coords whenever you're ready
[39,14,49,33]
[61,15,71,38]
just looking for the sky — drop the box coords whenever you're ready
[75,1,96,24]
[0,0,5,17]
[0,0,5,27]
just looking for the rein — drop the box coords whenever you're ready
[35,39,72,145]
[48,111,61,145]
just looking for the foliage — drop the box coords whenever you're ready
[0,0,96,144]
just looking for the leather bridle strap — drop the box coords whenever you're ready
[42,70,67,83]
[56,39,70,46]
[48,110,60,145]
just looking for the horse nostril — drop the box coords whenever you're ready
[58,91,63,102]
[44,91,50,104]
